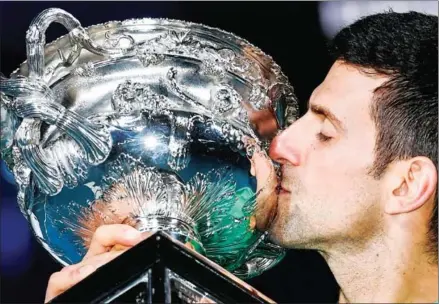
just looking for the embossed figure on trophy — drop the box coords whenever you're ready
[103,31,136,49]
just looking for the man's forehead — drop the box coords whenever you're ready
[315,62,387,103]
[309,62,388,129]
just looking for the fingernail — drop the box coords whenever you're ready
[125,229,141,240]
[78,265,95,276]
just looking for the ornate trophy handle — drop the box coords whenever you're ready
[26,8,136,79]
[26,8,82,78]
[0,8,113,197]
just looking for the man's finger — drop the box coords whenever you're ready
[109,231,154,252]
[44,265,95,303]
[46,250,126,302]
[64,250,126,273]
[84,224,142,259]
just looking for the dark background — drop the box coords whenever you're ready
[0,1,343,303]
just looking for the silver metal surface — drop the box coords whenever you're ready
[0,8,299,279]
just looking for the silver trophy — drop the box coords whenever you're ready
[0,7,298,302]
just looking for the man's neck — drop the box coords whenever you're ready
[321,237,438,303]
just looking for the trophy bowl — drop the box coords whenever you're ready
[0,8,299,279]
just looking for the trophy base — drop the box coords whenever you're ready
[48,231,274,303]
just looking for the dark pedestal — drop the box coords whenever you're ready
[48,231,274,303]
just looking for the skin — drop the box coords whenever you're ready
[44,224,148,302]
[254,61,438,303]
[45,61,438,303]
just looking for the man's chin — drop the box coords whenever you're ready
[264,214,284,244]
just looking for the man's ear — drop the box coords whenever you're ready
[385,157,437,215]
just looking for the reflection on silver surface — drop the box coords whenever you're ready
[169,269,219,303]
[101,272,150,303]
[0,8,299,278]
[165,233,276,304]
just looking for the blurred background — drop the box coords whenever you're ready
[1,1,437,303]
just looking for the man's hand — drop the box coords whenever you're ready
[44,224,148,303]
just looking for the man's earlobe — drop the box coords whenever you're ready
[385,157,437,215]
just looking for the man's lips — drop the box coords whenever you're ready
[276,184,291,195]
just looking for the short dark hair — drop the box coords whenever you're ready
[328,11,438,262]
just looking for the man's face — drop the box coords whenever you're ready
[265,61,389,251]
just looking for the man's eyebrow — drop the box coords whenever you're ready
[309,103,347,133]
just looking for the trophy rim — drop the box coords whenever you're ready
[9,14,299,134]
[10,15,294,89]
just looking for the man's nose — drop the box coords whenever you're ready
[268,126,301,166]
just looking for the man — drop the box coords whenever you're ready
[44,11,438,303]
